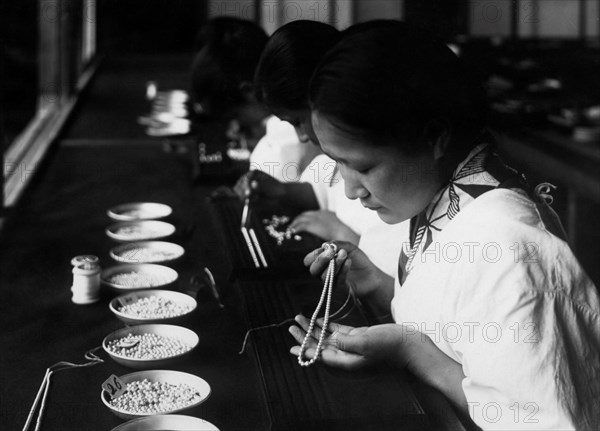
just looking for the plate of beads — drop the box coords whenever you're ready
[103,324,198,369]
[111,414,219,431]
[107,202,172,221]
[109,289,197,325]
[101,370,211,420]
[110,241,185,264]
[106,221,176,242]
[101,264,178,292]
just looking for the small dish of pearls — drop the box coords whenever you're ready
[110,289,197,325]
[101,264,178,292]
[110,241,185,264]
[101,370,211,420]
[106,220,176,242]
[107,202,173,221]
[103,324,198,369]
[111,414,219,431]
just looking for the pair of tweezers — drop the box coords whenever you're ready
[240,189,268,268]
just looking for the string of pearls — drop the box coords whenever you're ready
[298,242,337,367]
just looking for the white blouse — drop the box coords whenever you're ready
[250,116,320,183]
[391,188,600,429]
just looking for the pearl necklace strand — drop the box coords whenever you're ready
[298,242,337,367]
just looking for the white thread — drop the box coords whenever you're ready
[22,347,104,431]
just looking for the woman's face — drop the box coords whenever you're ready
[312,112,444,224]
[225,100,269,150]
[272,107,319,146]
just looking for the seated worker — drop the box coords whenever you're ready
[190,17,317,181]
[248,20,405,276]
[248,20,387,248]
[289,22,600,429]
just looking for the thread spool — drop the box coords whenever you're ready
[70,255,101,304]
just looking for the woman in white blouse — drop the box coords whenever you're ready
[289,22,600,430]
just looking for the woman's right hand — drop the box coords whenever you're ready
[303,241,386,301]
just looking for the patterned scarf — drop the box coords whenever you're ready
[397,142,530,284]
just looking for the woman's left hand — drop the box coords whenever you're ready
[289,315,468,410]
[288,315,406,371]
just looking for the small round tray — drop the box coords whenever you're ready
[109,289,197,325]
[101,264,178,292]
[101,370,211,420]
[106,221,176,242]
[110,241,185,264]
[102,324,198,369]
[111,415,219,431]
[107,202,172,221]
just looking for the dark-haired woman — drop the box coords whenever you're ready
[247,21,406,267]
[289,22,600,429]
[190,16,269,143]
[190,16,315,175]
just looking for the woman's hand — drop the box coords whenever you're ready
[289,315,427,371]
[289,315,468,411]
[289,315,374,370]
[304,242,394,313]
[290,315,410,370]
[289,210,359,243]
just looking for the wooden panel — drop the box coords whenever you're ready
[469,0,512,37]
[538,0,580,38]
[354,0,403,23]
[517,0,538,38]
[208,0,256,20]
[586,0,600,38]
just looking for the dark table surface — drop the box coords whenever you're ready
[0,53,475,431]
[0,140,470,431]
[0,142,269,431]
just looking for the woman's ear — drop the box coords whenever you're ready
[423,118,451,161]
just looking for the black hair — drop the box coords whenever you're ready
[309,21,487,158]
[340,19,400,37]
[254,20,340,112]
[190,17,268,117]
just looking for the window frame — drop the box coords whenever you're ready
[3,0,98,208]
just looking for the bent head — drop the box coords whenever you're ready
[254,20,340,146]
[309,21,487,224]
[190,17,269,148]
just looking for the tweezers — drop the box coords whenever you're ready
[240,187,268,268]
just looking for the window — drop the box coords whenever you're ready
[2,0,97,208]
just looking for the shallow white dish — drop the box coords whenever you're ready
[101,264,178,292]
[109,289,197,325]
[101,370,211,420]
[106,221,176,242]
[102,324,199,369]
[110,241,185,264]
[111,414,219,431]
[108,202,172,221]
